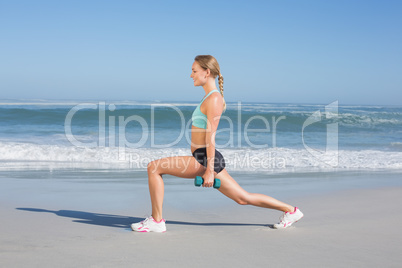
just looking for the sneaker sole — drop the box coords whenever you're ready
[134,229,166,233]
[131,226,166,233]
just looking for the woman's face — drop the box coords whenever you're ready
[190,61,208,87]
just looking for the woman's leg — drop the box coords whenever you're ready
[215,169,294,213]
[147,156,206,222]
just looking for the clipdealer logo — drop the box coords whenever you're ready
[63,101,339,169]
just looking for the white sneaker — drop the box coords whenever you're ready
[273,207,304,229]
[131,216,166,233]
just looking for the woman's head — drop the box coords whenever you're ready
[192,55,226,111]
[194,55,220,78]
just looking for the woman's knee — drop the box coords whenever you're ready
[147,160,159,174]
[234,194,250,205]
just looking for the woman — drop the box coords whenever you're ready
[131,55,303,232]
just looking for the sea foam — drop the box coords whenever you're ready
[1,142,401,172]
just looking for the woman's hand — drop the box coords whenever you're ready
[202,170,215,188]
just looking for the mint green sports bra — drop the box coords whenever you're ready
[192,89,220,129]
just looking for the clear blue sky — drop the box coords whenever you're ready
[1,0,401,105]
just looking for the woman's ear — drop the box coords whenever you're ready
[206,68,211,77]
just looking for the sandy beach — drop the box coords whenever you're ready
[2,0,401,266]
[1,171,402,268]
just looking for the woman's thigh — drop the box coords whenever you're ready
[149,156,206,179]
[215,169,249,201]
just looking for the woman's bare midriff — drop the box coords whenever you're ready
[191,125,207,154]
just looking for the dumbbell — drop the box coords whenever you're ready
[194,176,221,189]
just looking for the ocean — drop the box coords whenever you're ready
[1,100,401,174]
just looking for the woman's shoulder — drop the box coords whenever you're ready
[203,92,223,113]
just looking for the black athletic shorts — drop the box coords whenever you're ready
[192,147,226,174]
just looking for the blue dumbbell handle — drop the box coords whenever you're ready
[194,176,221,189]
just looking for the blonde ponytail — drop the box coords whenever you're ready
[218,73,226,111]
